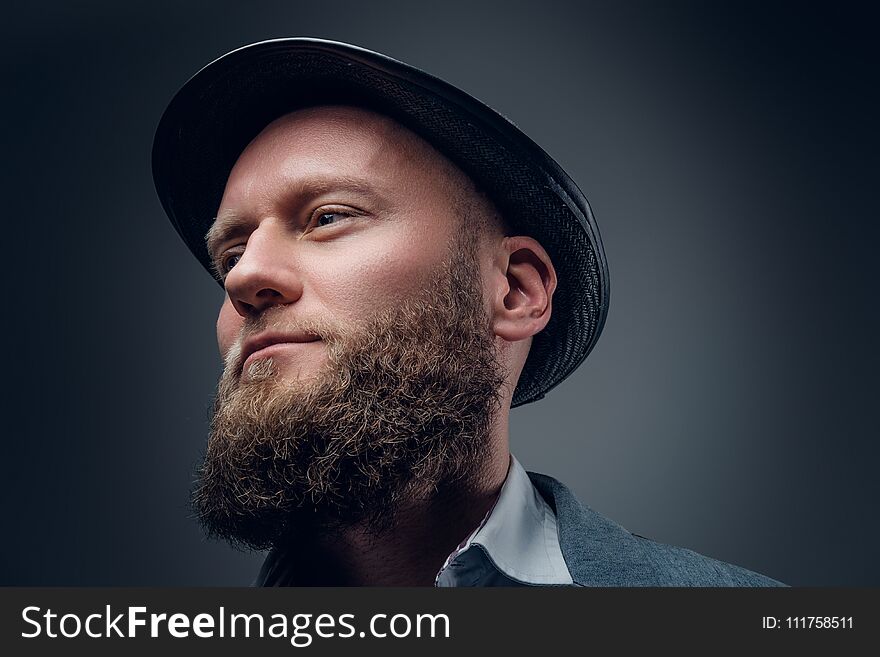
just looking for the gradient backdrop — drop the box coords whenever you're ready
[3,1,877,586]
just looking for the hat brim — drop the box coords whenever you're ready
[151,37,609,407]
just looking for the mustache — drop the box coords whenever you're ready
[224,306,349,376]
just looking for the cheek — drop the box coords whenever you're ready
[313,238,440,315]
[216,297,242,356]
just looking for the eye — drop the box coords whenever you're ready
[219,252,241,275]
[309,205,362,232]
[315,211,349,227]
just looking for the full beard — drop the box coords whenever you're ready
[192,235,507,551]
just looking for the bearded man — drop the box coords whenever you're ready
[152,38,784,587]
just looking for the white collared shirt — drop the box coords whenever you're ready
[434,454,573,587]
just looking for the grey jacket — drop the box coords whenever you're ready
[528,472,786,586]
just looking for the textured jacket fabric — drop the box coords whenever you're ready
[528,472,786,587]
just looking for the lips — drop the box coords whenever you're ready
[240,330,321,371]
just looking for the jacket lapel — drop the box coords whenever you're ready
[528,472,658,586]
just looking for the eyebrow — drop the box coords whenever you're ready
[204,176,388,262]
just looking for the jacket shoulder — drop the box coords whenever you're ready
[628,533,786,587]
[527,471,786,587]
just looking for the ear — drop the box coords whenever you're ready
[490,236,557,342]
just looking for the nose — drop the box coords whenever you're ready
[223,219,304,317]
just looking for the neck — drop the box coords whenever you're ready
[276,418,512,586]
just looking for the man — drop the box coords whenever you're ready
[152,38,784,586]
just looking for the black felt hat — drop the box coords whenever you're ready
[152,37,609,407]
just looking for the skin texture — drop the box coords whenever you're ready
[203,105,557,585]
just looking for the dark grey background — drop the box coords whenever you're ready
[3,1,877,586]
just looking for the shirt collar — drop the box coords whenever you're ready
[435,454,573,586]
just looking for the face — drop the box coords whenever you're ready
[211,105,484,384]
[194,106,507,548]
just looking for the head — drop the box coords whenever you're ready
[193,105,557,549]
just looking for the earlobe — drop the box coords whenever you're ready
[492,236,557,342]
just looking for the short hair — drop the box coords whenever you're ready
[451,177,510,246]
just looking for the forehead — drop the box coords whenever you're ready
[218,105,461,210]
